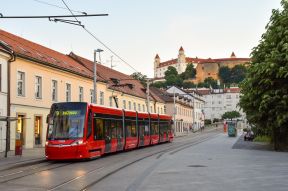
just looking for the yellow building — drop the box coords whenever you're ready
[0,29,165,150]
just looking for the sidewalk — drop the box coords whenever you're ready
[0,147,46,171]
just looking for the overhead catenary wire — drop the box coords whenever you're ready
[60,0,139,73]
[32,0,86,14]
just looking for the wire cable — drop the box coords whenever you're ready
[32,0,86,14]
[61,0,139,73]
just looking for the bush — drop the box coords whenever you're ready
[205,119,211,125]
[253,135,271,143]
[213,118,220,123]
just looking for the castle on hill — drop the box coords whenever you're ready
[154,47,250,83]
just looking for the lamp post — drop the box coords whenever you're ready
[93,49,103,104]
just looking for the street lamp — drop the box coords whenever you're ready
[93,49,103,104]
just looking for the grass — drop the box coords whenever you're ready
[253,135,271,143]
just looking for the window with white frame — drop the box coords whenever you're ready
[123,100,126,109]
[17,71,25,96]
[66,83,71,102]
[100,91,104,105]
[164,106,166,114]
[160,107,163,114]
[150,106,153,113]
[142,104,145,112]
[133,102,136,111]
[35,76,42,99]
[138,104,141,111]
[52,80,57,101]
[128,101,131,110]
[79,86,84,102]
[157,107,159,114]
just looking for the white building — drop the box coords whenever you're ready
[0,44,13,152]
[197,87,243,121]
[166,86,205,131]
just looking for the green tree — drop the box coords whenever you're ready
[182,81,196,89]
[164,66,183,86]
[222,111,241,120]
[231,65,247,83]
[151,81,166,88]
[219,66,231,83]
[180,63,196,80]
[204,77,218,89]
[130,72,147,86]
[239,0,288,150]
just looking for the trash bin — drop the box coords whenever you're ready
[227,121,237,137]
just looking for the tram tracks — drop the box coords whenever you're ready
[0,129,220,190]
[48,130,220,191]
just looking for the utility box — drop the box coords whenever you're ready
[227,121,237,137]
[15,136,22,156]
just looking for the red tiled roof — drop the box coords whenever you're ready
[69,53,148,99]
[224,88,241,93]
[0,29,93,78]
[231,51,236,57]
[157,56,250,68]
[0,29,149,100]
[179,46,184,51]
[155,54,160,59]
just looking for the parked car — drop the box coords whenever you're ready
[244,130,254,141]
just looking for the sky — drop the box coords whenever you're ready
[0,0,282,77]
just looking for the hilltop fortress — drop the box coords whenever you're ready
[154,47,250,83]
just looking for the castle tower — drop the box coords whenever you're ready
[154,54,160,78]
[230,51,236,58]
[178,46,186,63]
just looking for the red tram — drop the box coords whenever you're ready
[45,102,173,160]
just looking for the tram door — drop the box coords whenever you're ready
[116,120,123,151]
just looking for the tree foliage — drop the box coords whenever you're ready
[222,111,241,120]
[239,0,288,150]
[130,72,147,86]
[180,63,196,80]
[219,65,247,84]
[164,66,183,86]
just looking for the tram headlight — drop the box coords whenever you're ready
[71,139,84,146]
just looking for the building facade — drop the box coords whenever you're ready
[0,45,13,152]
[166,86,205,131]
[150,87,193,136]
[0,29,165,150]
[197,87,243,121]
[154,47,250,83]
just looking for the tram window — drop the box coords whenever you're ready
[94,118,104,140]
[116,121,123,138]
[126,120,132,137]
[125,120,137,137]
[151,121,158,135]
[131,121,137,137]
[111,121,117,138]
[104,120,111,138]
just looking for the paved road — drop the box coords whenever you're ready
[91,133,288,191]
[1,130,287,191]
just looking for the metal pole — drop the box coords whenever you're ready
[173,87,176,136]
[193,95,195,132]
[146,79,150,113]
[5,118,9,158]
[93,50,97,104]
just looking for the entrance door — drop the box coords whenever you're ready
[34,116,42,146]
[16,115,25,146]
